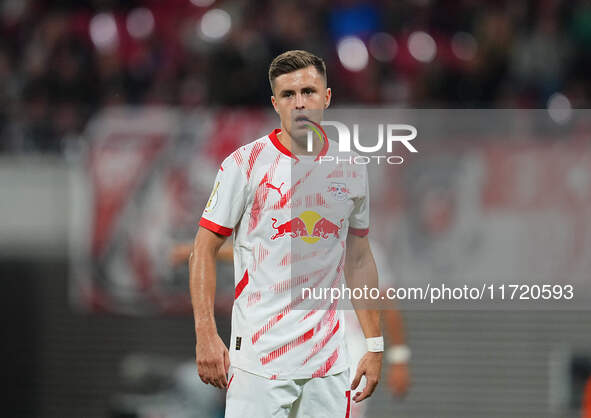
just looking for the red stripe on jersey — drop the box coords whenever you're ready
[327,167,344,178]
[303,320,340,365]
[246,141,266,180]
[279,253,290,267]
[279,248,328,267]
[251,264,333,344]
[249,172,270,232]
[276,169,314,209]
[227,373,234,389]
[251,294,309,344]
[271,196,302,210]
[258,244,270,265]
[312,347,339,378]
[272,274,310,293]
[252,311,286,344]
[260,327,315,365]
[301,309,317,322]
[247,291,261,307]
[220,164,224,171]
[316,193,327,207]
[305,193,328,208]
[270,374,277,380]
[302,268,341,323]
[235,270,249,299]
[248,154,281,234]
[272,264,331,293]
[199,218,232,236]
[348,227,369,237]
[232,149,244,167]
[252,243,268,273]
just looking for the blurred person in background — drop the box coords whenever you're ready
[2,0,591,155]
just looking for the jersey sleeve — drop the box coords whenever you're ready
[348,164,370,237]
[199,154,248,236]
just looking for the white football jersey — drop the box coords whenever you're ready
[199,129,370,379]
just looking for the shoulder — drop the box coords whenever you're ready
[220,135,270,173]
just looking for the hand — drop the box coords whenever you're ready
[387,363,410,397]
[195,332,230,389]
[351,351,382,403]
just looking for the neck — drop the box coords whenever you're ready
[278,125,323,156]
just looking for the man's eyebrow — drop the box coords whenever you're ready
[279,86,318,95]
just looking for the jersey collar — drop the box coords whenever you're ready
[268,128,329,162]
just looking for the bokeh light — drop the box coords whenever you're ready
[90,13,118,52]
[199,9,231,41]
[190,0,216,7]
[369,32,397,62]
[408,31,437,63]
[451,32,478,61]
[126,8,155,40]
[547,92,573,124]
[337,36,369,72]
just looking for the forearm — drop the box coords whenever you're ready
[354,307,381,338]
[345,252,381,338]
[189,231,220,336]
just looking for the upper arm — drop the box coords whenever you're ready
[194,226,228,254]
[198,152,248,237]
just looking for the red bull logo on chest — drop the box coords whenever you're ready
[270,211,343,243]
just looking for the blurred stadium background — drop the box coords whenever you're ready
[1,0,591,417]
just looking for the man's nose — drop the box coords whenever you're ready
[295,93,305,109]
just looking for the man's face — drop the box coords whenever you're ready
[271,66,331,143]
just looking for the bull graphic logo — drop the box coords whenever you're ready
[311,217,344,239]
[271,211,343,243]
[270,217,308,240]
[328,182,349,201]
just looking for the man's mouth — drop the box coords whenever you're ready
[294,115,309,123]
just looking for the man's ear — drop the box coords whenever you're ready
[325,87,332,109]
[271,95,279,113]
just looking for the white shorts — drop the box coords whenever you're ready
[225,366,351,418]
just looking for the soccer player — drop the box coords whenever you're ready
[189,50,383,417]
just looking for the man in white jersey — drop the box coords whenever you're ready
[189,50,383,417]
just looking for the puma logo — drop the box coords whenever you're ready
[265,181,284,198]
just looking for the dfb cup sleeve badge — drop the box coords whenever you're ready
[328,182,349,201]
[204,181,220,213]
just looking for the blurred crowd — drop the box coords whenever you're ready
[0,0,590,153]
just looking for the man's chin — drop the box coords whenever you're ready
[289,124,311,141]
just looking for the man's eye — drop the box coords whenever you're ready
[284,92,294,97]
[304,90,313,95]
